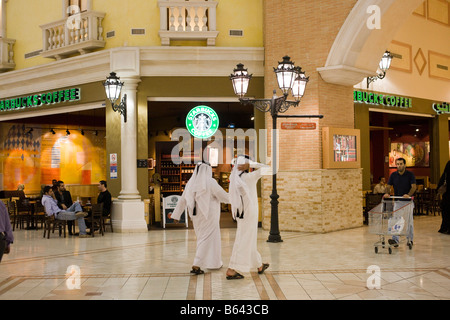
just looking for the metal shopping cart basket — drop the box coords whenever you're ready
[368,196,414,254]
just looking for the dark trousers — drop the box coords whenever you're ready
[67,220,74,234]
[440,196,450,232]
[0,233,6,263]
[441,208,450,232]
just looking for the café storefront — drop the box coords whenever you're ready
[354,89,450,192]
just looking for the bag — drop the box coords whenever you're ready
[438,173,447,195]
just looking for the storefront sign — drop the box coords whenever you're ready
[186,105,219,139]
[163,195,187,228]
[281,122,316,130]
[432,102,450,115]
[0,88,81,112]
[354,90,412,109]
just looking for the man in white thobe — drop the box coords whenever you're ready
[170,161,229,274]
[226,155,269,280]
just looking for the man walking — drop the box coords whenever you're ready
[384,157,416,247]
[0,201,13,262]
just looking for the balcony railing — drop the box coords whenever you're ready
[158,0,219,46]
[40,11,105,60]
[0,38,15,72]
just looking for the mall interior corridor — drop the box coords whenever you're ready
[0,215,449,301]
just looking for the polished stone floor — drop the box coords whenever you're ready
[0,214,449,301]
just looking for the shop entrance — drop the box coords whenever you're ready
[147,100,256,229]
[0,107,106,200]
[370,110,433,191]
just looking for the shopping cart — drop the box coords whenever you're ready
[368,196,414,254]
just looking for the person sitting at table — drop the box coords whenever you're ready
[373,176,387,194]
[85,181,112,231]
[55,181,75,235]
[97,180,112,217]
[41,186,89,238]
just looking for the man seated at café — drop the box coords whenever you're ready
[373,176,388,194]
[55,181,76,235]
[97,180,112,217]
[85,181,112,231]
[41,186,89,238]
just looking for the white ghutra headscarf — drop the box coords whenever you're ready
[182,161,213,220]
[229,155,253,220]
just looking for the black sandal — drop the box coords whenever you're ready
[190,267,204,275]
[226,272,244,280]
[258,263,270,274]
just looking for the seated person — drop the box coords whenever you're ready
[97,180,112,217]
[41,186,89,238]
[55,181,75,235]
[373,176,387,194]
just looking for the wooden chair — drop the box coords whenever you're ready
[87,203,104,237]
[33,200,46,229]
[432,190,442,216]
[7,201,17,231]
[364,193,384,225]
[102,214,113,233]
[43,215,68,239]
[15,199,32,229]
[42,201,67,239]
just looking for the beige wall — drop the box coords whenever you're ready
[263,0,363,233]
[355,4,450,102]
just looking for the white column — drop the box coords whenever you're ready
[119,76,140,199]
[111,75,147,233]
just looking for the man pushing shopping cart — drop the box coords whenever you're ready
[369,196,414,254]
[368,157,416,254]
[383,157,416,248]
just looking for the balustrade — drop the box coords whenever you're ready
[40,11,105,60]
[0,38,15,72]
[158,0,219,46]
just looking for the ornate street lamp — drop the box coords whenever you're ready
[230,63,252,99]
[103,72,127,122]
[367,51,393,88]
[230,56,323,243]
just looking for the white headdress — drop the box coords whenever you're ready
[229,155,251,220]
[182,161,213,219]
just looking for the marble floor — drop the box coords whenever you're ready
[0,214,449,301]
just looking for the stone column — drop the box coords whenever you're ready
[111,75,147,233]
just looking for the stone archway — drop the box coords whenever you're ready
[318,0,424,86]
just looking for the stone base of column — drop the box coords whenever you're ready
[111,200,148,233]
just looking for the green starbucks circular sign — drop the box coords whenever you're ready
[186,105,219,139]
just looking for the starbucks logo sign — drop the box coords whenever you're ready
[186,105,219,139]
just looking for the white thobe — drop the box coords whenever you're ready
[228,167,263,273]
[171,177,229,269]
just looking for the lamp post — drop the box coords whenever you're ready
[230,56,323,243]
[367,51,393,88]
[103,72,128,122]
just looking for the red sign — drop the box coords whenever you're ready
[281,122,317,130]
